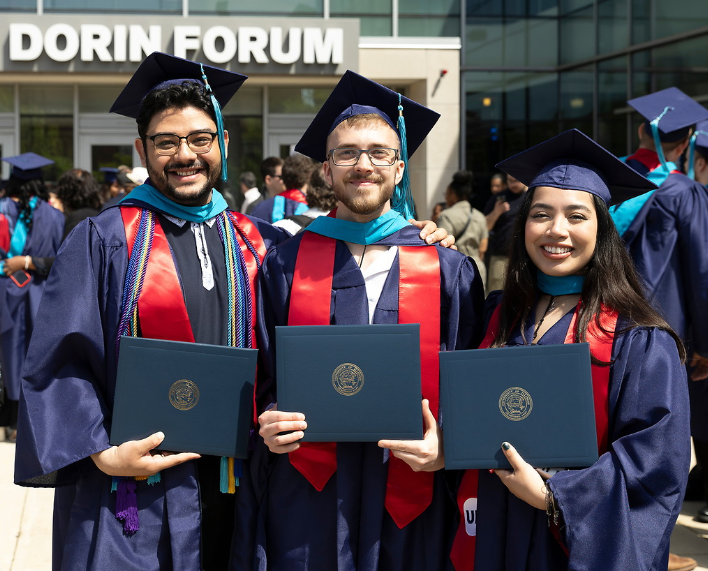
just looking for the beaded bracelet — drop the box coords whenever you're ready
[544,482,560,527]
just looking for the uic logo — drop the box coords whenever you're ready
[169,379,200,411]
[331,363,364,396]
[464,498,477,536]
[498,387,533,421]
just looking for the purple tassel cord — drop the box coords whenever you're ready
[115,478,140,536]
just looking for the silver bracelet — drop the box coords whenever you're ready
[544,482,560,527]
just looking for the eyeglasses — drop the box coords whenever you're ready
[147,132,218,156]
[328,147,399,166]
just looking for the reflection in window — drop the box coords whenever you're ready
[0,86,14,114]
[221,116,263,192]
[0,0,34,10]
[269,87,332,113]
[191,0,322,16]
[20,86,73,180]
[399,0,460,37]
[44,0,180,12]
[331,0,392,36]
[79,86,124,113]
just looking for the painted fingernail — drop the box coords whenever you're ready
[501,442,510,450]
[488,469,495,474]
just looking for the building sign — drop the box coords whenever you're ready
[0,15,359,74]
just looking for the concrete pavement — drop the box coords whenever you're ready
[2,439,708,570]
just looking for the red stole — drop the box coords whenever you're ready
[279,189,307,204]
[120,206,266,352]
[286,231,442,529]
[0,214,9,253]
[627,148,682,175]
[450,303,618,570]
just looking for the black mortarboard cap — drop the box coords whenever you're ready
[495,129,656,206]
[628,87,708,142]
[100,167,118,184]
[695,120,708,151]
[3,152,54,181]
[294,70,440,163]
[109,52,247,119]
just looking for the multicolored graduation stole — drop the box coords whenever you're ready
[450,302,618,570]
[287,231,441,529]
[113,206,267,535]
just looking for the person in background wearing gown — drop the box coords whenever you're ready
[450,129,691,571]
[0,152,64,442]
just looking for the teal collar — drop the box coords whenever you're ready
[536,271,585,295]
[305,208,410,245]
[121,183,228,223]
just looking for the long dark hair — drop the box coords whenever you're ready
[57,169,102,212]
[4,177,49,233]
[491,186,686,362]
[448,170,473,202]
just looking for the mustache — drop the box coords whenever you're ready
[165,160,208,171]
[344,173,384,183]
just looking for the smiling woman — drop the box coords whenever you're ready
[451,129,691,571]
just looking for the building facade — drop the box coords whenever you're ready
[0,0,706,214]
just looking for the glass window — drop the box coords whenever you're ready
[191,0,322,16]
[399,0,461,37]
[631,0,651,44]
[654,0,708,39]
[0,86,14,113]
[597,57,628,154]
[331,0,392,36]
[20,86,73,181]
[223,87,262,117]
[45,0,180,12]
[269,87,332,113]
[79,86,124,113]
[598,0,628,54]
[0,0,34,10]
[559,5,594,64]
[560,0,592,14]
[467,0,502,17]
[220,116,263,192]
[466,18,504,67]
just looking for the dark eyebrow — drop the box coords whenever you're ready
[530,202,593,213]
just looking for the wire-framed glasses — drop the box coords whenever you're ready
[328,147,399,166]
[147,132,218,156]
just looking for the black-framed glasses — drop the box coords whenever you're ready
[328,147,399,166]
[147,131,218,156]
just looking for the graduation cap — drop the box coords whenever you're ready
[687,120,708,179]
[294,70,440,219]
[628,87,708,142]
[495,129,656,206]
[2,152,54,181]
[100,167,118,184]
[110,52,248,181]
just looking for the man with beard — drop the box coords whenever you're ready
[233,71,485,571]
[12,53,289,571]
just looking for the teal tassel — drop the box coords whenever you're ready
[649,106,674,173]
[200,64,228,182]
[147,472,161,486]
[111,476,119,493]
[394,94,416,220]
[220,456,229,493]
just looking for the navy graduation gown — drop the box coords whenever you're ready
[621,171,708,440]
[234,225,485,571]
[0,198,64,401]
[250,195,304,223]
[14,202,286,571]
[473,298,690,571]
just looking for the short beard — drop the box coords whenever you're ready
[333,173,395,216]
[144,153,220,206]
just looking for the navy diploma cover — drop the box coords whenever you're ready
[111,336,258,457]
[276,324,423,441]
[440,343,598,469]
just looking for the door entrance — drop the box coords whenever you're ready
[78,134,141,180]
[0,133,16,179]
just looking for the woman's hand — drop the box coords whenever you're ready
[3,256,28,275]
[492,442,547,510]
[378,399,444,471]
[258,405,307,454]
[91,431,200,477]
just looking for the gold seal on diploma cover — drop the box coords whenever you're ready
[332,363,365,396]
[169,379,200,411]
[498,387,533,421]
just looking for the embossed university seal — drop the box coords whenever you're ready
[169,379,200,411]
[498,387,533,421]
[332,363,365,396]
